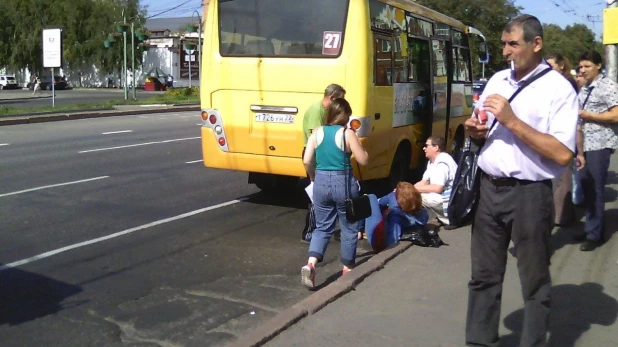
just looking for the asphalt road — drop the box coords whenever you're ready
[0,88,165,109]
[0,112,368,346]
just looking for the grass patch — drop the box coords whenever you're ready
[0,87,200,117]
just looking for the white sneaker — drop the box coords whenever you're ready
[301,263,315,289]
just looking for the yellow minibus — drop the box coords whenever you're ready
[200,0,488,191]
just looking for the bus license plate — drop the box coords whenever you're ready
[255,113,295,124]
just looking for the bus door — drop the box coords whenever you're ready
[431,24,452,142]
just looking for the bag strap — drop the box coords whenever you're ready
[342,127,350,200]
[487,67,553,133]
[581,87,595,110]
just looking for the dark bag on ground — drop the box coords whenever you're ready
[400,226,447,248]
[447,67,553,227]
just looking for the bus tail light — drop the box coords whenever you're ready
[209,114,217,125]
[348,116,371,138]
[349,119,361,131]
[202,109,229,152]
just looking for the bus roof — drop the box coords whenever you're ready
[381,0,468,31]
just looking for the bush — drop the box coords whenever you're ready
[165,86,199,98]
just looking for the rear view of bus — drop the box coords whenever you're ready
[200,0,357,190]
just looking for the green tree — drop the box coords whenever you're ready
[0,0,146,80]
[544,23,602,70]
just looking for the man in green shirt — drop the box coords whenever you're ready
[303,84,346,146]
[301,83,346,243]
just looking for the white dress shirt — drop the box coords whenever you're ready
[476,61,579,181]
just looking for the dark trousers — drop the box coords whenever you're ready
[466,176,553,347]
[579,149,612,241]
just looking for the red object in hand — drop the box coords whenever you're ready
[478,109,487,124]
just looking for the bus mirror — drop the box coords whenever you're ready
[478,42,489,63]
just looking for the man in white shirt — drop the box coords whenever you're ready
[464,15,578,347]
[414,136,458,229]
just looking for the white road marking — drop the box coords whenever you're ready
[102,130,133,135]
[79,136,200,153]
[0,143,9,146]
[186,159,203,164]
[0,198,247,271]
[0,176,110,198]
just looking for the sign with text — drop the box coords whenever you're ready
[180,40,200,79]
[43,29,62,68]
[603,8,618,44]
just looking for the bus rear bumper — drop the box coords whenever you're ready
[201,129,306,177]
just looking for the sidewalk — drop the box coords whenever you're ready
[0,89,51,101]
[241,162,618,346]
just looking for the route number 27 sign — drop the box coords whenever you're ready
[322,31,342,55]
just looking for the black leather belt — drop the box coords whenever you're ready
[481,172,550,186]
[481,172,518,186]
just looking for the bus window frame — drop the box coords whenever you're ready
[373,31,395,86]
[217,0,351,59]
[450,28,472,83]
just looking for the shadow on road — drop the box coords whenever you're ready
[242,182,310,210]
[0,264,85,326]
[499,283,618,347]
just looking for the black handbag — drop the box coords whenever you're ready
[342,128,372,222]
[447,67,553,226]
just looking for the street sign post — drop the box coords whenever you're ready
[43,29,62,107]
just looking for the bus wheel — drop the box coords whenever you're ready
[388,145,411,190]
[452,128,465,163]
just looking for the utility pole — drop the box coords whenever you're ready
[606,0,618,82]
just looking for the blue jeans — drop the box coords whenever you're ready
[579,149,612,241]
[379,192,428,239]
[308,170,361,266]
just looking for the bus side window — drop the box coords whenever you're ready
[407,39,431,83]
[432,40,447,77]
[452,47,471,82]
[374,35,393,86]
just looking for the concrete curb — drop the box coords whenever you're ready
[0,95,52,102]
[227,241,414,347]
[0,105,201,126]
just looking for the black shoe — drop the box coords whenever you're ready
[573,233,588,242]
[580,239,602,251]
[442,224,459,230]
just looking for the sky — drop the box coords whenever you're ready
[140,0,608,40]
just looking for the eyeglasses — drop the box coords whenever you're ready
[423,144,436,148]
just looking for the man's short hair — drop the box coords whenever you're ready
[324,84,346,98]
[504,14,543,43]
[428,136,446,152]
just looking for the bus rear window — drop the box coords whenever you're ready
[218,0,349,57]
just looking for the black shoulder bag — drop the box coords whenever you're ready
[447,68,553,227]
[342,128,372,222]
